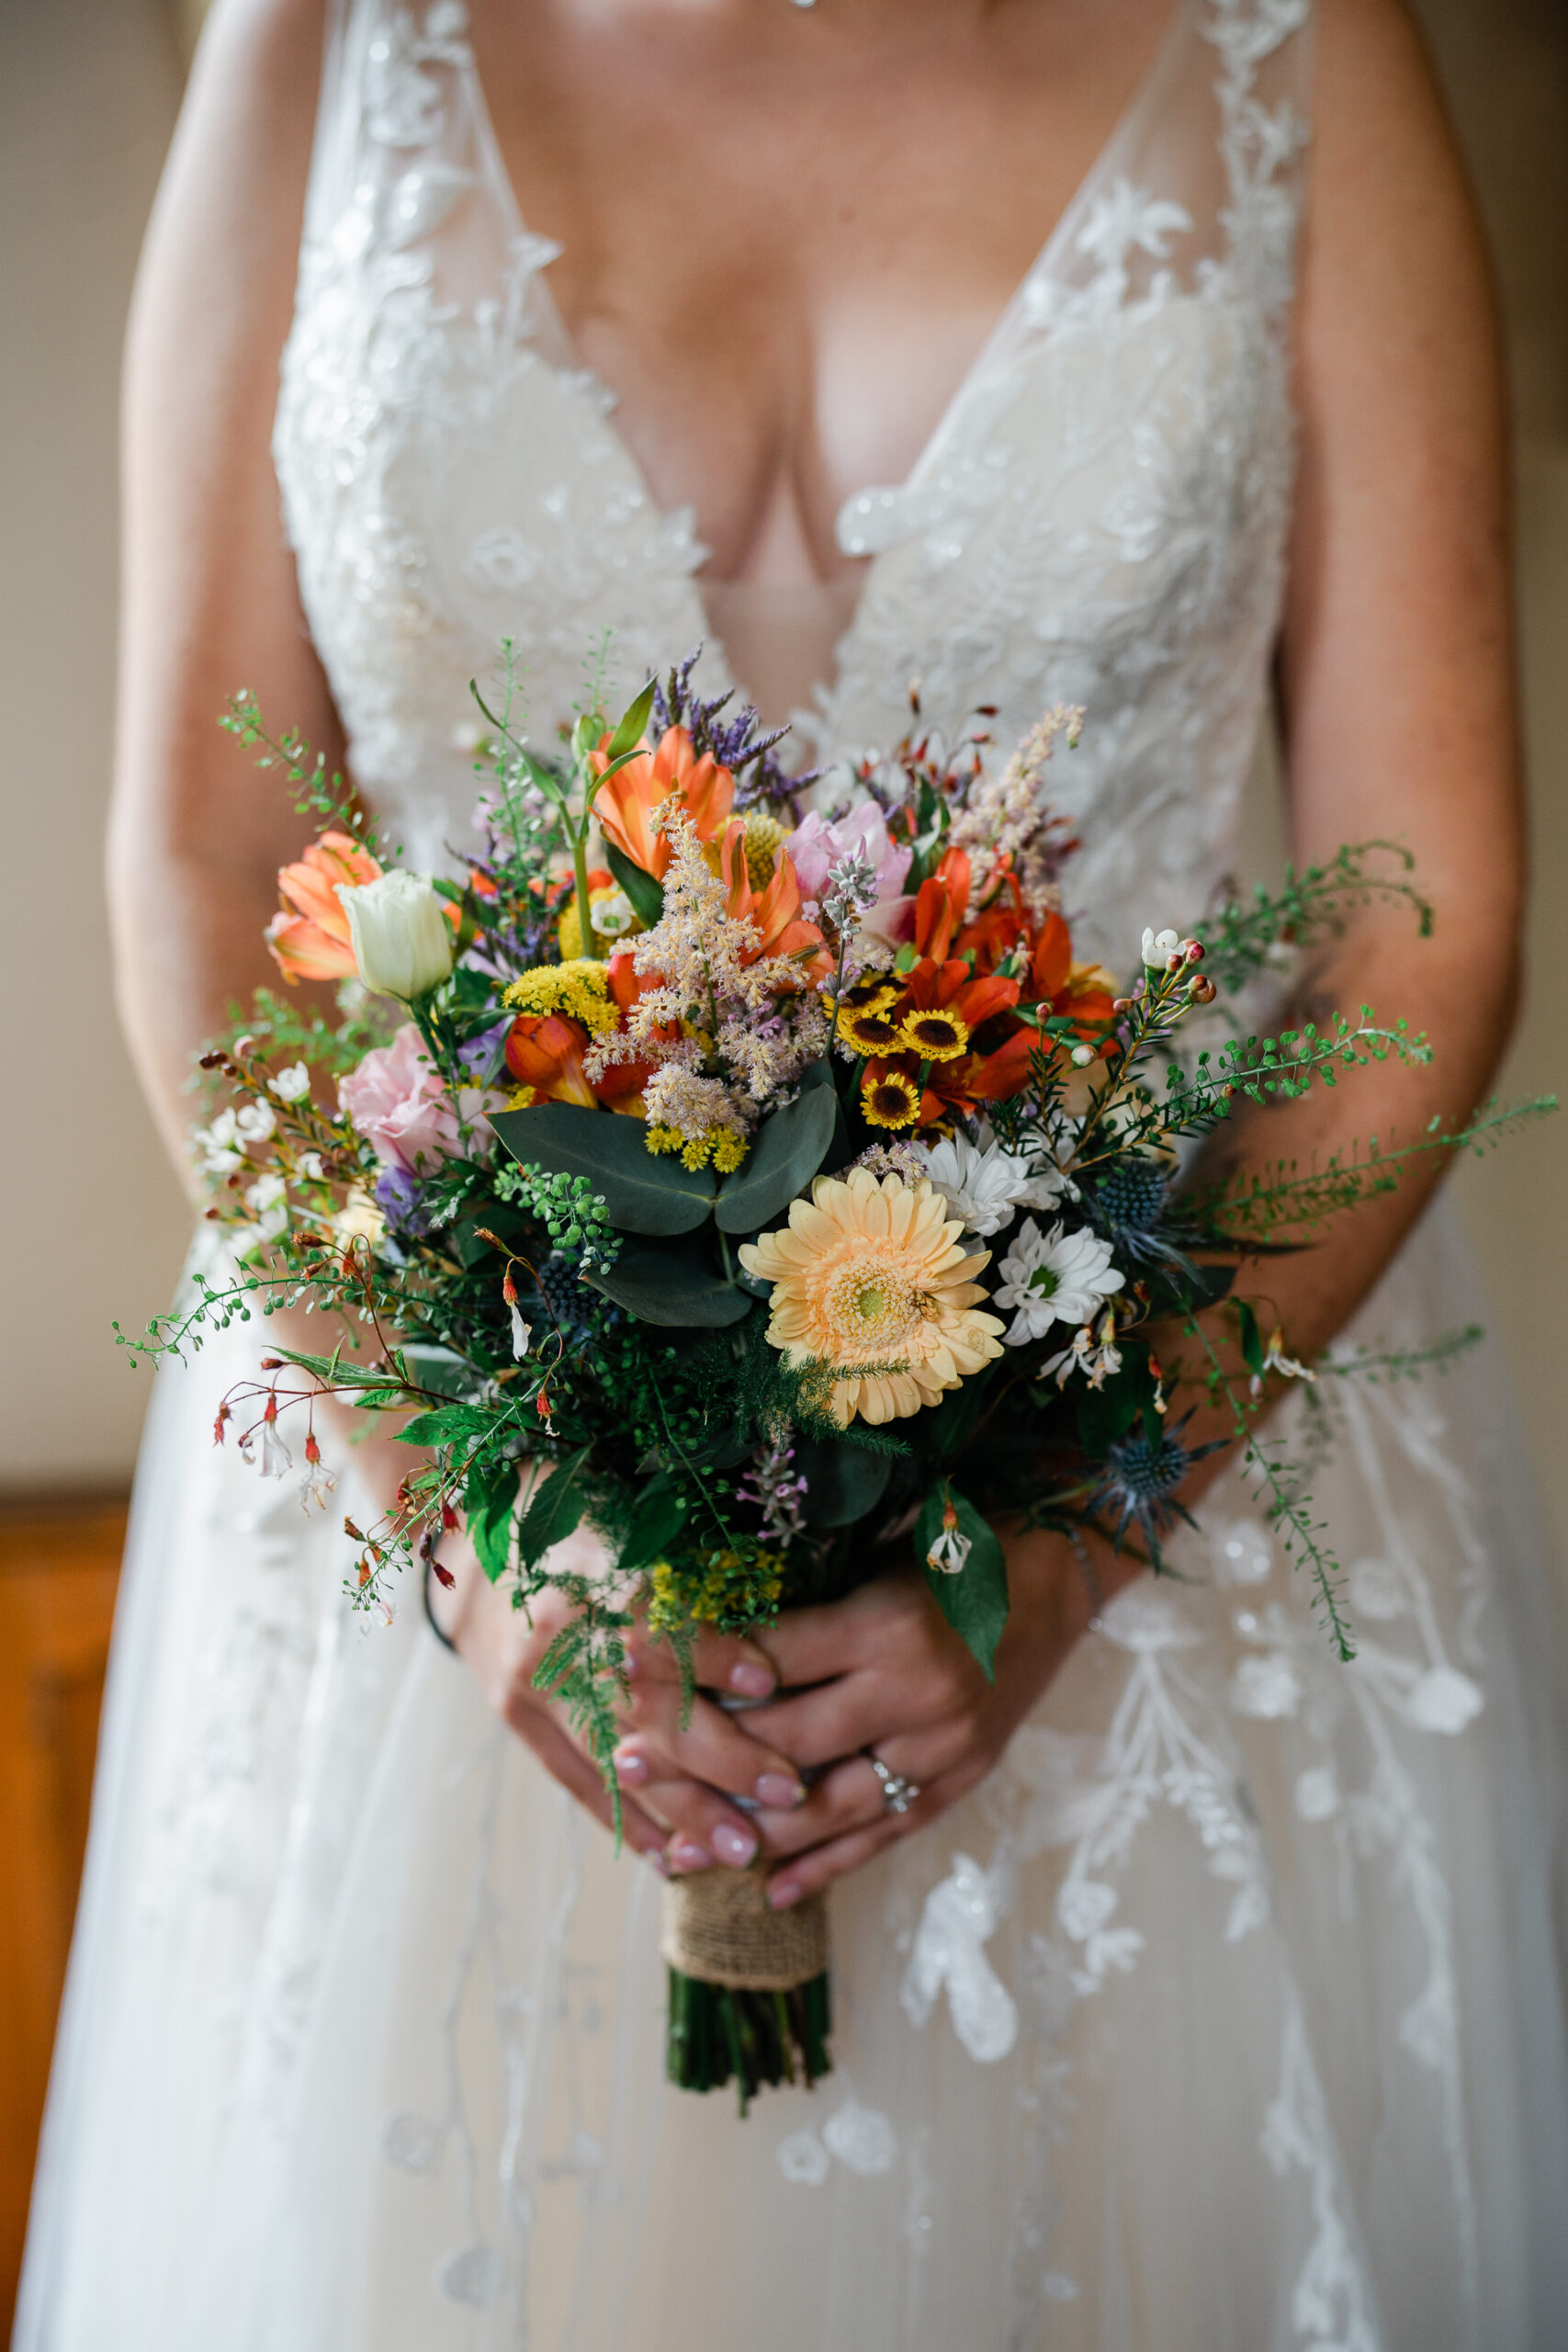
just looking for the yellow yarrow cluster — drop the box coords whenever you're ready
[502,958,620,1035]
[644,1122,749,1173]
[647,1547,785,1634]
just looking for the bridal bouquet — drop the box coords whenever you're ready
[124,649,1523,2109]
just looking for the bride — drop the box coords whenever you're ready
[17,0,1568,2343]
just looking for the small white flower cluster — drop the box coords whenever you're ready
[194,1100,276,1176]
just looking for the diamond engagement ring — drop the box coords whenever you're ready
[868,1756,920,1815]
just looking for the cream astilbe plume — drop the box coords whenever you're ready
[738,1169,1005,1427]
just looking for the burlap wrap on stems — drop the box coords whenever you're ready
[660,1865,829,1990]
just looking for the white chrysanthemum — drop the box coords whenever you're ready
[993,1216,1124,1345]
[918,1129,1072,1238]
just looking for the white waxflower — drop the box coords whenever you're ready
[234,1101,276,1146]
[339,871,456,1001]
[1140,925,1180,969]
[195,1107,243,1175]
[993,1217,1124,1345]
[298,1151,325,1182]
[271,1061,311,1102]
[918,1129,1072,1239]
[241,1171,288,1242]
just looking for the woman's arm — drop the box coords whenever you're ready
[111,0,344,1170]
[117,0,796,1874]
[726,0,1526,1909]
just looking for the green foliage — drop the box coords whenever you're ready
[617,1476,689,1575]
[516,1445,594,1570]
[917,1486,1010,1680]
[490,1158,620,1270]
[491,1102,716,1235]
[713,1084,838,1234]
[466,1457,521,1581]
[603,838,665,929]
[792,1432,893,1528]
[1196,841,1433,992]
[221,693,392,862]
[590,1249,753,1328]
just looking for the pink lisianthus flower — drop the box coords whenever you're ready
[787,802,913,909]
[339,1024,488,1175]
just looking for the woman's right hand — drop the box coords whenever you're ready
[433,1525,810,1876]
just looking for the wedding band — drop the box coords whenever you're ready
[868,1755,920,1815]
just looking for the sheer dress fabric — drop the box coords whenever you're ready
[17,2,1568,2346]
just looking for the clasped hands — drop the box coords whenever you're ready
[442,1520,1126,1906]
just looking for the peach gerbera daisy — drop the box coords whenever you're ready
[738,1169,1005,1427]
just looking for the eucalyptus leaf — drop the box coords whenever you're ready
[794,1432,893,1529]
[714,1083,837,1234]
[489,1102,715,1235]
[603,839,665,930]
[516,1443,592,1570]
[588,1249,751,1328]
[916,1485,1010,1681]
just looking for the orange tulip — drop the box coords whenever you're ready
[592,725,736,880]
[503,1012,598,1110]
[266,831,383,985]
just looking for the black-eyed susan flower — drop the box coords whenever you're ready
[896,1005,970,1061]
[861,1064,923,1130]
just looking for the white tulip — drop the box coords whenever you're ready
[338,872,456,1001]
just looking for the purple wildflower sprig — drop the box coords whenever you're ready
[651,647,818,813]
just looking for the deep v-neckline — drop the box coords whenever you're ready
[457,1,1190,711]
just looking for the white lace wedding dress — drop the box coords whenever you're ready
[18,3,1568,2346]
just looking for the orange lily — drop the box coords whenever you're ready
[911,848,973,964]
[592,725,735,880]
[1029,912,1117,1042]
[719,827,834,983]
[266,830,383,984]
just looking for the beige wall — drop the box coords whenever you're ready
[1,0,190,1487]
[2,0,1564,1569]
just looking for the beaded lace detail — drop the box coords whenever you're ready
[276,0,1308,975]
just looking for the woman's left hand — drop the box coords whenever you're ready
[733,1525,1137,1909]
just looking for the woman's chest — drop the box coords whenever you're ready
[465,0,1178,581]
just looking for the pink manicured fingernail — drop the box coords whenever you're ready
[729,1659,774,1699]
[754,1772,805,1810]
[711,1821,759,1869]
[768,1878,804,1911]
[670,1839,711,1873]
[613,1747,649,1785]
